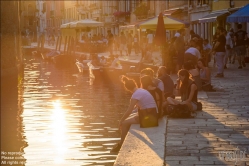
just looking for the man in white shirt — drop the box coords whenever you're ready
[147,30,154,51]
[184,39,201,65]
[224,32,234,69]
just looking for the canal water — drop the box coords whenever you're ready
[9,55,131,166]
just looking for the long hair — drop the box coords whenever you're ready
[120,75,137,92]
[140,68,154,77]
[178,69,191,95]
[140,75,153,89]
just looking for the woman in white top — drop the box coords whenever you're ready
[224,31,234,69]
[111,75,158,152]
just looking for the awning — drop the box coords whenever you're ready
[199,10,229,23]
[60,23,71,29]
[70,19,104,28]
[138,16,185,30]
[119,19,148,30]
[163,8,183,16]
[227,4,249,22]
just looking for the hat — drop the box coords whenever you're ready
[174,32,180,37]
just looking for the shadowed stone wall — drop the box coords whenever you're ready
[1,1,25,155]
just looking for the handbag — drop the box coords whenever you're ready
[138,108,158,128]
[166,104,195,118]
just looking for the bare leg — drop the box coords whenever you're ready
[120,114,138,144]
[167,97,181,105]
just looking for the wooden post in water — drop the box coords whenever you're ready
[58,36,62,52]
[55,36,59,51]
[70,37,74,56]
[64,36,68,54]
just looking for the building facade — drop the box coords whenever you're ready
[20,1,37,42]
[45,0,64,37]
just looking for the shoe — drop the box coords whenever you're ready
[110,143,121,153]
[215,73,224,78]
[238,66,242,69]
[224,65,227,69]
[242,61,246,67]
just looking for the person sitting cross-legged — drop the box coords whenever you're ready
[167,69,198,112]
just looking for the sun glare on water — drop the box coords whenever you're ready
[50,100,68,164]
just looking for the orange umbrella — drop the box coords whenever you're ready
[154,13,166,46]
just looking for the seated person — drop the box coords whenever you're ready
[140,68,164,93]
[110,55,121,68]
[111,75,158,152]
[167,69,198,111]
[140,75,163,118]
[197,58,213,91]
[183,61,202,91]
[99,56,107,65]
[91,54,100,66]
[156,66,175,99]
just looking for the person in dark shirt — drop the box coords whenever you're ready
[212,26,226,77]
[107,30,114,55]
[190,30,200,39]
[234,24,247,69]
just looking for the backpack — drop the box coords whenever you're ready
[166,104,195,118]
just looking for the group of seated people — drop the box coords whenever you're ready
[111,66,201,152]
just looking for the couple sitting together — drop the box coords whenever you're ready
[111,67,199,152]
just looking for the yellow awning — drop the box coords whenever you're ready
[139,16,185,30]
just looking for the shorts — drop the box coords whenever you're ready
[235,45,246,56]
[191,102,197,111]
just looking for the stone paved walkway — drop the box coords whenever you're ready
[31,42,249,165]
[165,63,249,166]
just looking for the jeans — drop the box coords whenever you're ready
[215,52,225,74]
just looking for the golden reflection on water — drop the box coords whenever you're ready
[50,100,68,164]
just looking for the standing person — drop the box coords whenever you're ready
[229,28,236,64]
[119,32,128,56]
[174,28,186,71]
[190,30,200,39]
[147,30,154,51]
[234,24,247,69]
[107,30,114,55]
[127,33,133,56]
[110,75,158,152]
[224,30,234,69]
[203,39,212,66]
[133,34,139,54]
[212,27,226,78]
